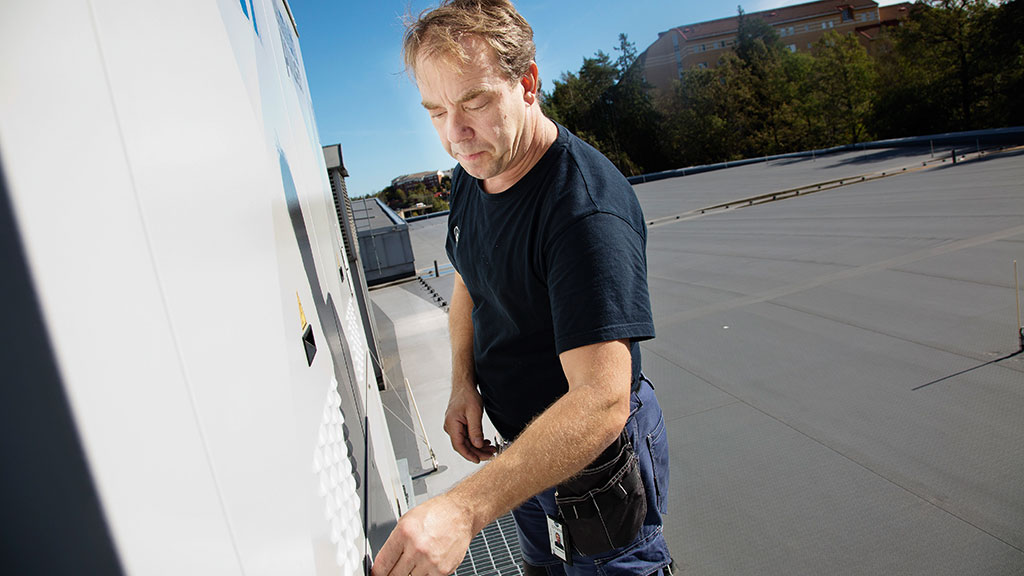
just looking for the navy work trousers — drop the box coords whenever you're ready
[511,375,672,575]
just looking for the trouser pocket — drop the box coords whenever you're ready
[555,431,647,556]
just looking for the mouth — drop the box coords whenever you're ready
[457,150,484,162]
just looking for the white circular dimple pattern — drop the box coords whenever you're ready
[314,379,364,574]
[344,300,366,385]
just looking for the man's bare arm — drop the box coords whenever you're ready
[449,272,475,387]
[444,272,495,463]
[371,338,633,575]
[447,338,633,531]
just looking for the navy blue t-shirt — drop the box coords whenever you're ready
[445,124,654,440]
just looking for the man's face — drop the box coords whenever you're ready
[416,37,528,182]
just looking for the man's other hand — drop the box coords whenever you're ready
[371,494,475,576]
[443,384,497,463]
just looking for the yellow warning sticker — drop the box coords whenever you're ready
[297,291,308,331]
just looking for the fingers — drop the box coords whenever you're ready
[463,440,497,462]
[444,414,478,463]
[389,556,416,576]
[468,440,497,462]
[443,391,499,463]
[466,403,486,450]
[372,528,420,576]
[448,416,479,461]
[371,532,406,576]
[444,404,491,463]
[409,563,433,576]
[448,426,496,462]
[373,494,477,576]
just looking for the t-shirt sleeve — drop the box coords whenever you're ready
[545,212,654,354]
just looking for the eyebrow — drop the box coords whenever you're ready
[421,87,491,110]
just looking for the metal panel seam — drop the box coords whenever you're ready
[84,1,247,572]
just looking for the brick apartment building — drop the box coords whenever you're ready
[390,169,452,193]
[639,0,910,92]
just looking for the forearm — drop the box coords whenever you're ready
[449,272,475,389]
[445,341,632,533]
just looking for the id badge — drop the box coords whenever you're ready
[546,515,572,565]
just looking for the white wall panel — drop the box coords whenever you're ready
[83,0,332,573]
[0,1,244,574]
[2,0,403,574]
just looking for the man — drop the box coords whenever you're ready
[371,1,671,574]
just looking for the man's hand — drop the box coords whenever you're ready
[371,494,476,576]
[446,272,493,463]
[443,383,496,463]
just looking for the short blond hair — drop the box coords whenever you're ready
[403,0,538,89]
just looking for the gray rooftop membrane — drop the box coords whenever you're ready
[351,197,405,233]
[408,216,451,273]
[394,146,1024,574]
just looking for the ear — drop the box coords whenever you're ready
[520,61,540,105]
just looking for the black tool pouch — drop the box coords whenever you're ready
[554,430,646,556]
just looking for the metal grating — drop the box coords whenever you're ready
[453,513,524,576]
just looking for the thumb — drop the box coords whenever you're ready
[467,406,485,449]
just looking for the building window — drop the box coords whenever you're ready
[787,44,796,53]
[698,62,708,69]
[720,40,726,48]
[841,7,853,22]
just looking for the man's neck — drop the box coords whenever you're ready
[481,115,557,194]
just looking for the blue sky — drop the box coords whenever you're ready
[288,0,905,198]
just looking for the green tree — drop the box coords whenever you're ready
[430,195,449,212]
[655,9,809,166]
[734,7,781,64]
[872,0,998,136]
[606,34,667,174]
[408,182,431,206]
[723,10,806,155]
[377,185,407,209]
[543,35,665,175]
[808,31,877,145]
[542,50,618,136]
[978,0,1024,127]
[613,32,638,78]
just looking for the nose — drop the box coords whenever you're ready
[445,109,473,145]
